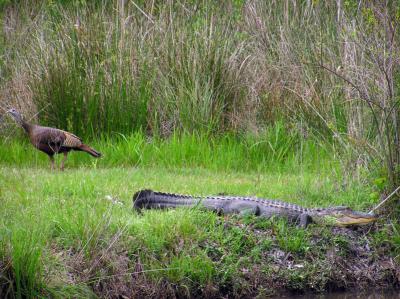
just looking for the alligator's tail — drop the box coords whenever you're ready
[133,189,200,210]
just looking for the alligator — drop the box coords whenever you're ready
[133,189,377,228]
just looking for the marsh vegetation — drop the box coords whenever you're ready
[0,0,399,297]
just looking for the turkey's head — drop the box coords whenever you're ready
[7,108,24,125]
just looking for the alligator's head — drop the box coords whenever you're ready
[311,206,377,227]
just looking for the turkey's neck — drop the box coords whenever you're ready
[20,119,32,134]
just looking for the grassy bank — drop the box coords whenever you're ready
[2,135,399,298]
[0,166,399,298]
[0,133,399,297]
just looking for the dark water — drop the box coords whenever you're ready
[277,290,399,299]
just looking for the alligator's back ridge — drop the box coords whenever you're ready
[132,189,378,227]
[137,190,307,209]
[133,189,311,215]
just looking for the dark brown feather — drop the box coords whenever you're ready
[29,125,101,158]
[8,108,101,169]
[77,144,102,157]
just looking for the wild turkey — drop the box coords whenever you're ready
[7,108,101,170]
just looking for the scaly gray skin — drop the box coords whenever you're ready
[133,190,377,228]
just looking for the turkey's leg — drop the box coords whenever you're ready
[61,152,68,171]
[49,155,55,171]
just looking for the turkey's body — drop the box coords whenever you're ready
[7,108,101,170]
[30,126,74,155]
[29,125,97,156]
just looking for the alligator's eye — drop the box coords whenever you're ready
[337,206,349,210]
[335,207,351,214]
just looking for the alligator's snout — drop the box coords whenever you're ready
[337,210,378,226]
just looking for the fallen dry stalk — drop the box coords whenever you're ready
[369,185,400,214]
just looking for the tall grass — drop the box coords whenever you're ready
[32,3,151,137]
[0,1,347,137]
[1,1,248,137]
[8,226,46,298]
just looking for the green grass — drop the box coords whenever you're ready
[0,127,333,173]
[1,133,398,297]
[0,162,389,297]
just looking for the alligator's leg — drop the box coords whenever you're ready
[298,213,312,228]
[215,208,225,216]
[239,206,261,217]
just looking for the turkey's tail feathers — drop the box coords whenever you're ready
[78,144,102,158]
